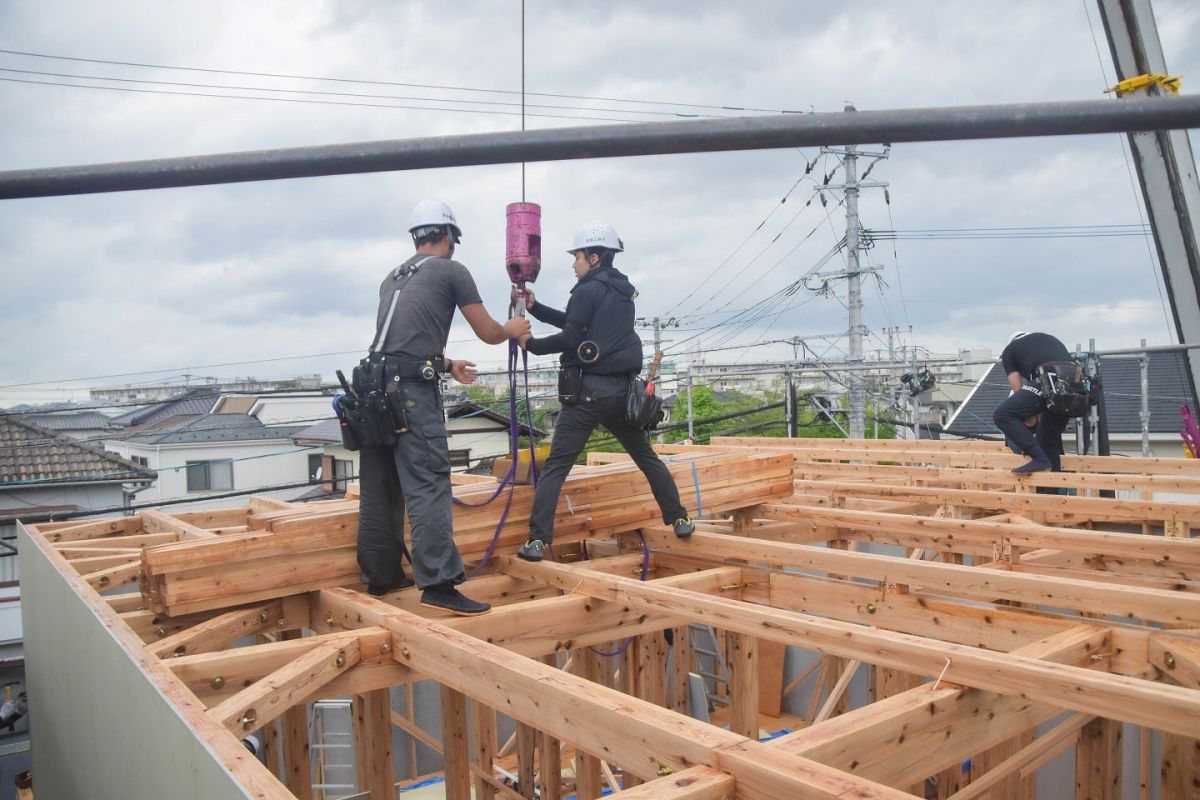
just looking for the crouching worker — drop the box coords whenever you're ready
[515,223,694,562]
[992,331,1073,474]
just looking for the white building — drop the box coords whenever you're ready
[291,401,543,491]
[105,414,312,511]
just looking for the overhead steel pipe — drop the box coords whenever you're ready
[1,96,1199,199]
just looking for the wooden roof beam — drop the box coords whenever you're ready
[648,529,1200,627]
[763,503,1200,568]
[206,631,365,737]
[317,587,918,800]
[772,627,1104,787]
[499,555,1200,737]
[146,596,308,659]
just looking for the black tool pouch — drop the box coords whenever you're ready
[1039,359,1090,418]
[625,376,665,430]
[558,367,583,405]
[357,391,399,447]
[332,397,364,451]
[337,354,402,446]
[384,377,411,434]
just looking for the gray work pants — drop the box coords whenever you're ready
[356,380,466,589]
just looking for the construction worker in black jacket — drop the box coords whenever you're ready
[515,223,694,561]
[992,331,1071,473]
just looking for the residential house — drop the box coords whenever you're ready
[291,401,543,493]
[212,392,332,427]
[105,414,312,511]
[0,412,156,728]
[107,386,221,431]
[0,413,155,544]
[22,410,116,442]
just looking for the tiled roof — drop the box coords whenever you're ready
[447,402,542,437]
[293,418,343,445]
[109,388,220,428]
[0,414,156,486]
[945,352,1195,437]
[122,413,308,445]
[24,411,115,432]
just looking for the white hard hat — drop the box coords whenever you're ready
[1008,331,1029,343]
[567,222,623,254]
[409,199,462,240]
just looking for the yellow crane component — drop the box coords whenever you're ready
[1106,72,1182,96]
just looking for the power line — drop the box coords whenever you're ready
[0,76,652,125]
[0,350,363,390]
[7,476,340,525]
[660,161,826,317]
[0,48,805,114]
[2,443,322,487]
[0,66,730,121]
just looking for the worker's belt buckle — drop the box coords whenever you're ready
[384,356,443,383]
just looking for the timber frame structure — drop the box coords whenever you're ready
[17,438,1200,799]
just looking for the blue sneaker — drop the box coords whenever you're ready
[420,584,490,616]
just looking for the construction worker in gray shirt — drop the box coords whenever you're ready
[357,199,529,616]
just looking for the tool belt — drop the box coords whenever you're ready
[1037,359,1091,418]
[625,375,665,430]
[334,353,442,449]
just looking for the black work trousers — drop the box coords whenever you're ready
[356,380,466,590]
[529,380,687,544]
[992,384,1069,471]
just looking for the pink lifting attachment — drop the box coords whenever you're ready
[506,201,541,315]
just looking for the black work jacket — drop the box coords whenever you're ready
[525,265,643,375]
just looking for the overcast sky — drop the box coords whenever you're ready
[1,1,1198,407]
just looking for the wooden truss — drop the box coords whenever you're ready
[24,440,1200,799]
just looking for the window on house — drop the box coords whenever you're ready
[307,454,323,481]
[448,449,471,468]
[186,460,234,493]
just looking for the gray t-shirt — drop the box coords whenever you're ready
[373,254,483,357]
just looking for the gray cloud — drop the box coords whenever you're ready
[1,0,1198,403]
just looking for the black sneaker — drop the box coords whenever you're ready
[366,575,415,596]
[517,539,547,562]
[420,584,491,616]
[672,516,696,538]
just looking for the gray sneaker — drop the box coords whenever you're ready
[672,516,696,538]
[517,539,547,562]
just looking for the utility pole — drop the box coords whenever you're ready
[637,316,676,444]
[784,369,794,438]
[845,141,865,438]
[686,369,695,442]
[816,108,889,439]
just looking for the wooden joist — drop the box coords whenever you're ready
[138,451,792,615]
[21,435,1200,800]
[499,557,1200,738]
